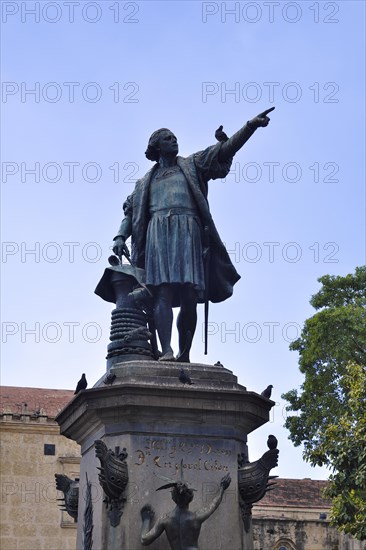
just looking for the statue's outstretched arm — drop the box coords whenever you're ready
[195,473,231,523]
[140,505,165,546]
[218,107,275,162]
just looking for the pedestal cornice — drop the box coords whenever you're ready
[56,360,274,449]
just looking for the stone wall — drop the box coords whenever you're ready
[1,388,80,550]
[252,479,365,550]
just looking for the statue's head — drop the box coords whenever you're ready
[171,482,194,507]
[145,128,178,161]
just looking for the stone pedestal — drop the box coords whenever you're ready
[56,360,273,550]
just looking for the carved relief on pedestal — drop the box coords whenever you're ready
[140,463,232,550]
[83,473,94,550]
[95,439,129,527]
[55,474,79,522]
[238,435,279,532]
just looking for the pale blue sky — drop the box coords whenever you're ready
[1,0,365,479]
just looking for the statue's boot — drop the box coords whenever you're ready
[159,350,175,362]
[176,331,192,363]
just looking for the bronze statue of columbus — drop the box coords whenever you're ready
[113,108,274,362]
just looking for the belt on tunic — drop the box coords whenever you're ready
[150,207,199,217]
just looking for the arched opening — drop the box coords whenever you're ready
[274,539,297,550]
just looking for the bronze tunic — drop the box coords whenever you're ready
[145,166,204,295]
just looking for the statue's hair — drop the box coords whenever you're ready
[171,483,194,505]
[145,128,172,162]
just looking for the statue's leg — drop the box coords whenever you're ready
[176,285,198,363]
[154,284,175,361]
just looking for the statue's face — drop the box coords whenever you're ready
[157,130,178,157]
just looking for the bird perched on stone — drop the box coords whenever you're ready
[215,125,229,143]
[261,385,273,399]
[267,435,278,450]
[179,368,194,385]
[214,360,224,367]
[74,373,87,394]
[103,372,116,385]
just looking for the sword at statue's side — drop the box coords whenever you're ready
[203,225,210,355]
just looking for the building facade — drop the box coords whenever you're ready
[1,386,80,550]
[1,386,365,550]
[252,478,365,550]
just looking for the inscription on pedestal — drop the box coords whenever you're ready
[133,437,232,476]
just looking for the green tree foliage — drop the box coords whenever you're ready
[282,266,366,539]
[322,362,366,539]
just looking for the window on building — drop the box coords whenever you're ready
[274,540,297,550]
[44,443,55,455]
